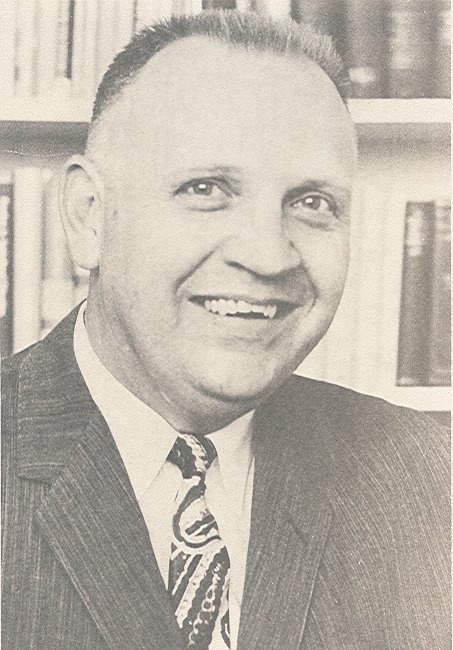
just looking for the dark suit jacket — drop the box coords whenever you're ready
[2,309,450,649]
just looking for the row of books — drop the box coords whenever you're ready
[292,0,451,99]
[0,168,89,358]
[1,0,450,101]
[1,167,450,394]
[397,200,451,387]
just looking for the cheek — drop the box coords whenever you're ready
[295,229,349,298]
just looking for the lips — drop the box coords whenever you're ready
[190,296,298,319]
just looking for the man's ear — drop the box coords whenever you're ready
[59,154,105,270]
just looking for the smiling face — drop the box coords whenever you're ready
[83,37,357,431]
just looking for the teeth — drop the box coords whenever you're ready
[202,298,278,318]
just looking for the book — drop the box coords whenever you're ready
[81,0,98,98]
[377,191,408,397]
[15,0,38,96]
[433,1,451,98]
[96,0,120,84]
[0,0,16,97]
[387,0,432,98]
[40,171,75,339]
[55,0,72,97]
[36,0,60,97]
[12,167,44,353]
[291,0,347,60]
[397,201,435,386]
[70,0,87,98]
[428,198,451,386]
[344,0,386,98]
[0,173,14,358]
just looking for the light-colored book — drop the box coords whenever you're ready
[54,0,72,97]
[96,0,119,86]
[71,0,87,98]
[260,0,291,19]
[37,0,59,96]
[15,0,37,96]
[13,167,43,352]
[0,1,16,97]
[377,191,409,396]
[116,0,135,52]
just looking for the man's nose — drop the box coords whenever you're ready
[220,204,302,278]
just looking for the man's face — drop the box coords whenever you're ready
[90,37,356,423]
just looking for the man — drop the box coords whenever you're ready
[2,11,449,650]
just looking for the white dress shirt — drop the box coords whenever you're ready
[73,304,254,650]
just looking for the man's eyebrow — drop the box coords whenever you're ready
[171,166,243,177]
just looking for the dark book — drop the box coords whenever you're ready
[432,1,451,98]
[291,0,347,61]
[428,198,451,386]
[387,0,433,98]
[397,201,435,386]
[344,0,387,98]
[0,174,14,359]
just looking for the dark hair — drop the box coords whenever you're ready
[91,10,350,126]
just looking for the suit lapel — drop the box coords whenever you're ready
[237,383,334,650]
[16,311,184,650]
[34,410,183,650]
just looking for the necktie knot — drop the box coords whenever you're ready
[168,432,217,479]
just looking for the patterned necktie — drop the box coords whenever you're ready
[167,433,230,649]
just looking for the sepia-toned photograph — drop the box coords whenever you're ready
[0,1,450,648]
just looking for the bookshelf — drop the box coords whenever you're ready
[0,3,451,414]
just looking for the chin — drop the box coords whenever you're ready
[185,348,292,406]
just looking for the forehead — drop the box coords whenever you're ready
[98,36,356,180]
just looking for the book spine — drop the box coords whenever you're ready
[70,0,87,98]
[432,1,451,98]
[387,0,432,98]
[15,0,38,96]
[40,170,75,339]
[96,0,119,86]
[81,0,98,98]
[55,0,72,97]
[428,198,451,386]
[116,0,135,51]
[0,173,14,358]
[12,167,44,353]
[344,0,386,98]
[291,0,347,60]
[260,1,292,19]
[397,201,435,386]
[36,0,60,97]
[0,1,16,97]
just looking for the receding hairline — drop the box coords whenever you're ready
[88,10,350,138]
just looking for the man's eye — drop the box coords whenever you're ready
[181,180,231,198]
[176,178,233,211]
[288,193,338,223]
[292,194,336,214]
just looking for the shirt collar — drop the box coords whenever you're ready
[73,302,254,503]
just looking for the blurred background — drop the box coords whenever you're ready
[0,0,450,423]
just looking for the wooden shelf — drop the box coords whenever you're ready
[374,386,451,412]
[0,97,450,125]
[349,98,451,124]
